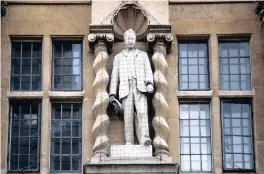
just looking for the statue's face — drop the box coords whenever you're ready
[125,33,136,50]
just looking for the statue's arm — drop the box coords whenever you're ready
[109,55,119,97]
[144,53,154,86]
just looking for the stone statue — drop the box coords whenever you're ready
[109,29,154,146]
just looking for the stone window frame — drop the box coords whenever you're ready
[52,41,83,91]
[8,101,41,172]
[10,40,42,91]
[221,99,255,172]
[50,103,82,173]
[178,41,210,91]
[219,40,251,91]
[179,102,212,172]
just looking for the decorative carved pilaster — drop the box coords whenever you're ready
[88,27,114,159]
[147,31,173,159]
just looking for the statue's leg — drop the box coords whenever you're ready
[122,92,134,145]
[134,90,150,145]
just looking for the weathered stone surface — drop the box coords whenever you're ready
[111,145,152,157]
[84,157,179,174]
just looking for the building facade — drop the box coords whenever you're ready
[1,0,264,174]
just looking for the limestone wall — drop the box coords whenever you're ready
[168,2,264,174]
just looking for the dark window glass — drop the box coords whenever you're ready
[8,102,41,172]
[179,103,212,172]
[179,43,209,90]
[52,42,82,91]
[221,101,254,171]
[51,104,82,173]
[219,42,251,90]
[11,42,41,91]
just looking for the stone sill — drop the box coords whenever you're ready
[6,0,91,4]
[218,90,255,98]
[8,91,44,99]
[169,0,254,3]
[49,91,84,100]
[177,90,213,98]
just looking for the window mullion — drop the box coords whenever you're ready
[37,103,40,171]
[30,43,33,90]
[28,104,32,169]
[8,105,13,170]
[61,44,63,90]
[70,104,73,171]
[60,104,63,172]
[18,105,21,169]
[20,43,23,90]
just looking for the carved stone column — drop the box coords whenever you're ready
[88,29,114,159]
[147,31,173,159]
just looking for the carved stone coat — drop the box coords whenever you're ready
[109,49,154,100]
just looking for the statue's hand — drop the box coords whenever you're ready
[147,84,154,93]
[109,95,116,103]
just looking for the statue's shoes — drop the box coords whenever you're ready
[143,137,152,146]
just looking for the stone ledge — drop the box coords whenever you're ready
[84,157,179,174]
[218,90,255,98]
[49,91,84,100]
[8,91,44,99]
[177,90,213,98]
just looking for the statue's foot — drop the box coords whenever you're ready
[143,137,152,146]
[126,142,133,145]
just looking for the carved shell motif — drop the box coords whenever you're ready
[112,4,149,40]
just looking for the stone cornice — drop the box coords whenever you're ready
[5,0,91,4]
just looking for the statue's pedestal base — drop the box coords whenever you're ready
[84,150,179,174]
[111,145,152,157]
[84,157,179,174]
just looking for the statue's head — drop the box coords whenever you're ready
[124,29,136,50]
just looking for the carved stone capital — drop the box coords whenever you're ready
[88,25,114,54]
[147,32,173,54]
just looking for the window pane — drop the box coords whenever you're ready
[50,104,82,172]
[11,42,41,91]
[180,103,211,172]
[219,41,251,91]
[222,101,254,171]
[179,42,208,90]
[8,103,40,172]
[53,42,82,91]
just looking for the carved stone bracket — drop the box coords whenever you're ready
[88,25,114,160]
[1,1,7,17]
[147,26,173,159]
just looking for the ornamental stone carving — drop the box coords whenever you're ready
[147,27,173,159]
[88,27,114,159]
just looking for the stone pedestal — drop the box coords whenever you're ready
[111,145,152,157]
[83,157,179,174]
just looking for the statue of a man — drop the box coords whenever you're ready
[109,29,154,146]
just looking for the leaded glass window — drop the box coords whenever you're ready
[11,42,42,91]
[50,104,82,173]
[179,43,209,90]
[8,102,41,172]
[221,101,254,171]
[219,41,251,90]
[179,103,212,172]
[52,42,82,91]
